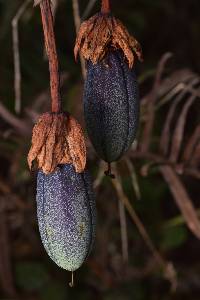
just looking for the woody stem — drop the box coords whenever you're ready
[40,0,61,113]
[101,0,111,14]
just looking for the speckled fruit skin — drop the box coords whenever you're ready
[84,50,139,162]
[36,164,96,271]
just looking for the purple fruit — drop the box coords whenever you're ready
[84,50,140,162]
[36,164,96,271]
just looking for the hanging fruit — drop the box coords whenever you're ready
[37,164,96,272]
[74,0,143,177]
[29,0,96,279]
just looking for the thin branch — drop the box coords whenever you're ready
[81,0,97,20]
[156,69,198,102]
[111,164,177,290]
[184,167,200,180]
[12,0,32,114]
[183,124,200,163]
[72,0,86,80]
[52,0,58,19]
[170,94,197,162]
[39,0,61,113]
[140,53,173,152]
[160,165,200,239]
[161,77,200,159]
[0,199,16,297]
[156,77,200,110]
[94,160,106,190]
[0,102,30,135]
[125,158,141,200]
[159,89,188,156]
[111,165,165,268]
[118,198,129,263]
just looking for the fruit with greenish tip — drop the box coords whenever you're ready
[36,164,96,271]
[84,50,140,163]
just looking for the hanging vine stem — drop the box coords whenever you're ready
[39,0,61,113]
[101,0,111,14]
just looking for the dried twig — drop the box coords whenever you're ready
[184,167,200,180]
[159,77,200,155]
[94,160,106,190]
[156,69,198,102]
[0,102,30,135]
[160,89,188,156]
[111,164,177,290]
[0,199,16,297]
[141,53,172,152]
[81,0,97,20]
[156,74,200,110]
[12,0,32,114]
[125,158,141,200]
[118,198,129,263]
[160,166,200,239]
[52,0,58,19]
[170,94,197,162]
[183,124,200,163]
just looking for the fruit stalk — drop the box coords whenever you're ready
[101,0,111,14]
[40,0,61,113]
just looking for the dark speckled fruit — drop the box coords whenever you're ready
[36,164,96,271]
[84,50,139,162]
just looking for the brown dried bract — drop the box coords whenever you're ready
[74,13,143,68]
[27,112,86,174]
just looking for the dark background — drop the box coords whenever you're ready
[0,0,200,299]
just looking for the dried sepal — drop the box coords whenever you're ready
[74,14,98,61]
[27,112,86,174]
[74,13,143,68]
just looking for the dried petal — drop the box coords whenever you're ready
[65,116,86,173]
[114,18,143,62]
[112,32,134,68]
[28,112,86,174]
[74,13,143,68]
[74,15,98,61]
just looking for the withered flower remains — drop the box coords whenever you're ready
[28,112,86,174]
[75,0,143,176]
[74,0,143,68]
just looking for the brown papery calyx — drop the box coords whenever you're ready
[28,113,86,174]
[28,1,87,174]
[74,12,143,68]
